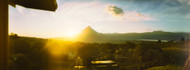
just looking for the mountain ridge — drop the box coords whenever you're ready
[54,26,190,43]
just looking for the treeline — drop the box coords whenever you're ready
[9,35,188,70]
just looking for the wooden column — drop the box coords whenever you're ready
[0,0,9,70]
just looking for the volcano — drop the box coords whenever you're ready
[80,26,98,35]
[74,26,106,43]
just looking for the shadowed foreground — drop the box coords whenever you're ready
[9,35,188,70]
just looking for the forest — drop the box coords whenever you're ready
[9,34,189,70]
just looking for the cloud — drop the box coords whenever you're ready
[106,5,154,23]
[113,0,190,16]
[107,5,124,17]
[178,0,190,6]
[122,11,155,22]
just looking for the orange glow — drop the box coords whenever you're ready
[45,40,70,57]
[91,60,116,64]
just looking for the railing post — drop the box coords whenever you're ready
[0,0,9,70]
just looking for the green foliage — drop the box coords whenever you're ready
[9,37,49,70]
[9,36,187,70]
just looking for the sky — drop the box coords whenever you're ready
[9,0,190,38]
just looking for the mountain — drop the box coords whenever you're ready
[62,26,190,43]
[104,31,190,42]
[78,26,99,36]
[81,26,97,33]
[74,26,106,43]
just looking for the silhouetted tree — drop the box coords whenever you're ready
[10,33,19,39]
[157,39,161,43]
[168,40,174,43]
[181,37,185,42]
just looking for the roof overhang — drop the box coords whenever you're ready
[9,0,58,11]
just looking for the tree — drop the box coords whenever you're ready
[157,39,161,43]
[10,33,19,39]
[181,37,185,42]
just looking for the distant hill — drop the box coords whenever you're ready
[73,26,106,43]
[58,26,190,43]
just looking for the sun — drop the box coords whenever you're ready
[65,30,79,37]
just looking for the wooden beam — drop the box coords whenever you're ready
[0,0,9,70]
[9,0,58,11]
